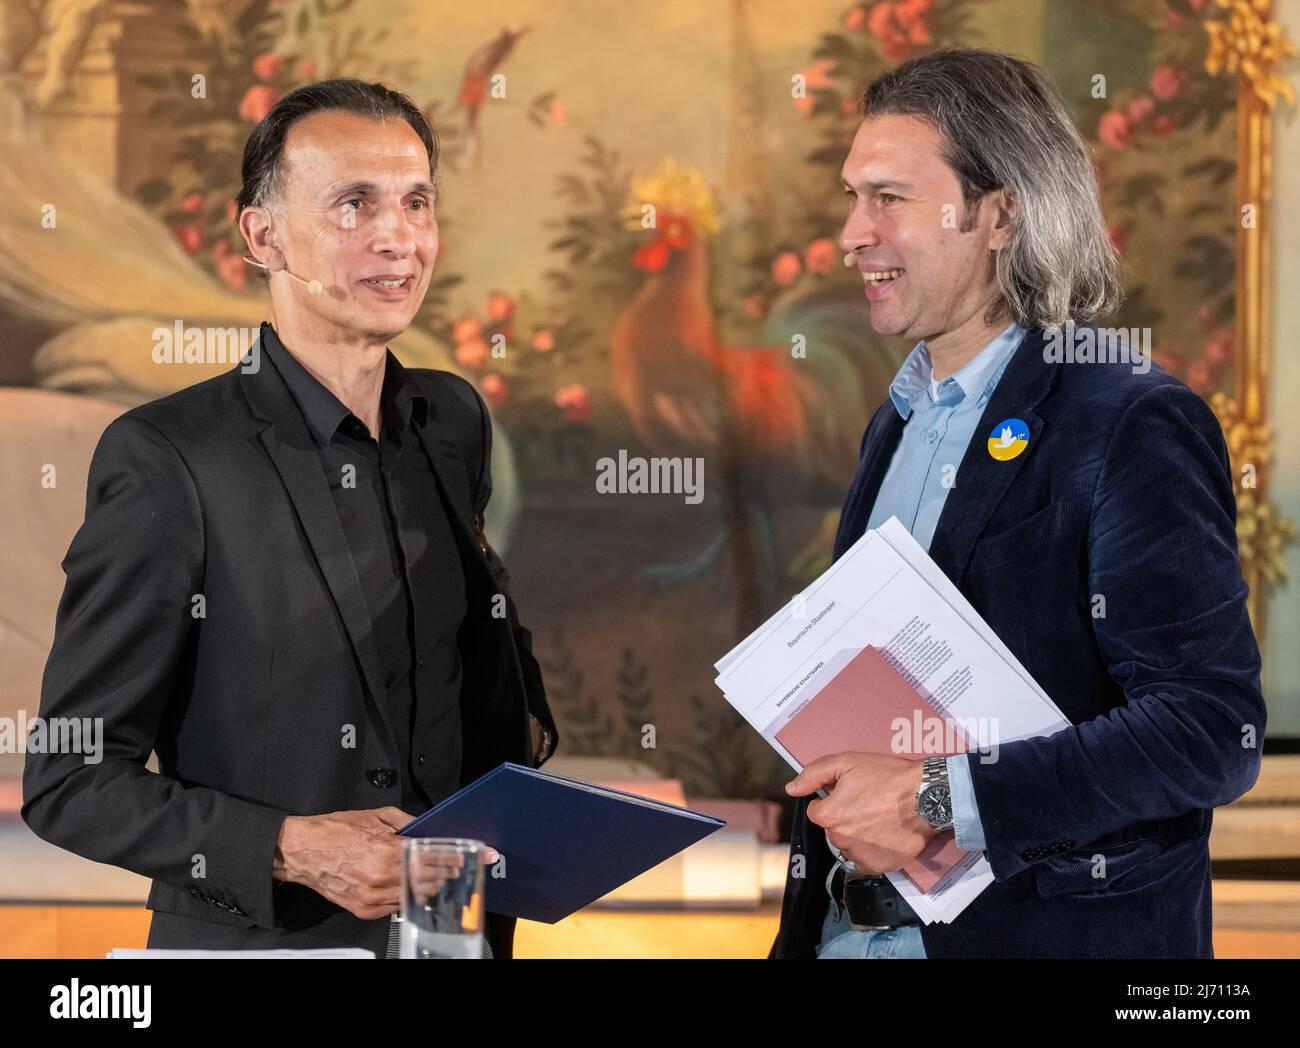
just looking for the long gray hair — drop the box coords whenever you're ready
[860,48,1123,330]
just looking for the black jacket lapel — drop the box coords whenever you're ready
[408,398,501,595]
[237,335,399,758]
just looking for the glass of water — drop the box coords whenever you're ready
[399,837,486,959]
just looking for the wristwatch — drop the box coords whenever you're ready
[915,756,954,830]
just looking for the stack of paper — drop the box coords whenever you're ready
[714,516,1071,924]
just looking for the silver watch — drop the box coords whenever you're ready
[915,756,954,829]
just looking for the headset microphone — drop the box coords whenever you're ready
[242,256,323,295]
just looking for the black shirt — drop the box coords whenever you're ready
[260,321,467,814]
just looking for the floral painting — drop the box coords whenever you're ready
[3,0,1293,795]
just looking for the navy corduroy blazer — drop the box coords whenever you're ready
[770,323,1265,959]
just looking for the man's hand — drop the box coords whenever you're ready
[785,752,942,875]
[272,807,413,920]
[529,715,544,760]
[272,807,501,921]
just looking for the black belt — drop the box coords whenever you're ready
[832,867,923,930]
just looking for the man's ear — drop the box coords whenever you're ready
[238,205,285,272]
[987,188,1016,251]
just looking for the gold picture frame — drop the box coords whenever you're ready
[1204,0,1297,649]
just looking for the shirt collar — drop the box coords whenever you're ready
[259,321,427,446]
[887,321,1026,420]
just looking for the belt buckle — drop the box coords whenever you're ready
[839,873,894,932]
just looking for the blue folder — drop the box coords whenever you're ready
[397,763,726,923]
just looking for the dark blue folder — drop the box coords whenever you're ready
[397,763,726,924]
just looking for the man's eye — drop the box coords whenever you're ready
[409,198,428,211]
[342,199,362,211]
[879,193,899,204]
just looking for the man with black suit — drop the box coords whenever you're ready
[22,78,556,959]
[773,49,1265,958]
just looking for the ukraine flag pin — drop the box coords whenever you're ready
[987,417,1030,461]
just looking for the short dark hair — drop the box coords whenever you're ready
[236,77,438,218]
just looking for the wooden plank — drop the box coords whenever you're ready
[4,891,1299,958]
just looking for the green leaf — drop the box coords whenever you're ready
[134,179,173,206]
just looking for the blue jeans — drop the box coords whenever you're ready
[815,896,927,959]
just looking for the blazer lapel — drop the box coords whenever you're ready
[927,326,1061,584]
[237,334,399,757]
[410,400,496,583]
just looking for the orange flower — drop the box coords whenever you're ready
[252,54,283,82]
[486,291,515,323]
[1097,111,1132,149]
[794,58,835,115]
[482,373,508,407]
[1149,65,1182,101]
[174,224,203,254]
[803,58,834,90]
[1151,115,1174,137]
[1203,329,1233,364]
[905,20,931,46]
[532,329,555,353]
[180,193,204,214]
[453,315,483,344]
[865,0,930,58]
[843,5,867,31]
[881,33,913,61]
[555,384,590,422]
[867,2,896,36]
[805,237,837,274]
[1126,95,1154,124]
[455,338,489,370]
[239,85,281,122]
[771,250,802,286]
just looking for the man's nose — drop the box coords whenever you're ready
[370,200,419,256]
[839,207,880,258]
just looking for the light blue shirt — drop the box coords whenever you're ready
[819,321,1025,957]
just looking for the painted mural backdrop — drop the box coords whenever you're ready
[2,0,1289,794]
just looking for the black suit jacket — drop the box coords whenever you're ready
[22,334,557,958]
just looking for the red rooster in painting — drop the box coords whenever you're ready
[609,159,895,593]
[611,160,813,464]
